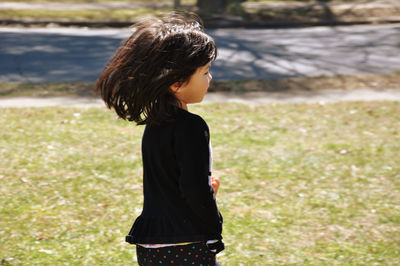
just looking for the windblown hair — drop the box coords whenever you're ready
[95,12,217,125]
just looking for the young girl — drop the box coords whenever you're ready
[95,12,224,265]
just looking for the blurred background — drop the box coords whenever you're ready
[1,1,400,265]
[0,0,399,96]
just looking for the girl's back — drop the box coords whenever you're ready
[129,107,222,245]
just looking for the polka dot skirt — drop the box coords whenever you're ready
[136,242,216,265]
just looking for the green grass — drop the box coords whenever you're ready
[0,0,312,2]
[0,0,194,3]
[1,102,400,265]
[0,0,393,24]
[1,72,399,97]
[0,8,172,22]
[0,82,96,97]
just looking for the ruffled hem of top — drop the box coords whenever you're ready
[125,214,221,245]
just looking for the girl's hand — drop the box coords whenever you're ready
[211,177,220,196]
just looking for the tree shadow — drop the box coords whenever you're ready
[238,0,338,26]
[0,25,399,94]
[208,25,400,91]
[0,30,123,83]
[239,0,399,27]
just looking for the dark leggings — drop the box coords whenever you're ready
[136,242,217,266]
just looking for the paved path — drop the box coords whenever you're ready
[1,24,400,82]
[1,89,399,108]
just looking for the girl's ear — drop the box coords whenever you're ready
[169,82,181,94]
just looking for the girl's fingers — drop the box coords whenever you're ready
[211,177,219,195]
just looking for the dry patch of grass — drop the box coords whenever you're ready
[2,0,398,26]
[2,0,182,3]
[242,0,400,24]
[0,8,172,22]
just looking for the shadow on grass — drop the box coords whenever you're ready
[239,0,399,26]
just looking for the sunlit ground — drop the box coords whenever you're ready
[1,102,399,265]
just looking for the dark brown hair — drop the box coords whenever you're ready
[95,12,217,125]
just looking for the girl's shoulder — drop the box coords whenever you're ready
[175,108,208,129]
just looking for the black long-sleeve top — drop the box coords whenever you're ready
[125,107,223,244]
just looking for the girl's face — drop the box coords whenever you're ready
[171,63,212,110]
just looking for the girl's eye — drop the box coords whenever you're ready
[204,71,209,75]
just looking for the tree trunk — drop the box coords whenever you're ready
[197,0,227,12]
[174,0,180,9]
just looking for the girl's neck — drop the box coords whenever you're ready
[178,101,188,111]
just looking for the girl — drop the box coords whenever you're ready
[95,12,224,265]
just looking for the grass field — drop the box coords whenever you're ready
[0,8,172,22]
[1,72,399,98]
[0,0,191,2]
[0,0,315,2]
[0,0,384,24]
[1,102,399,265]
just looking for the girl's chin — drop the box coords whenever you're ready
[189,98,205,104]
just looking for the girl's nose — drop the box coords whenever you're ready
[209,72,213,80]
